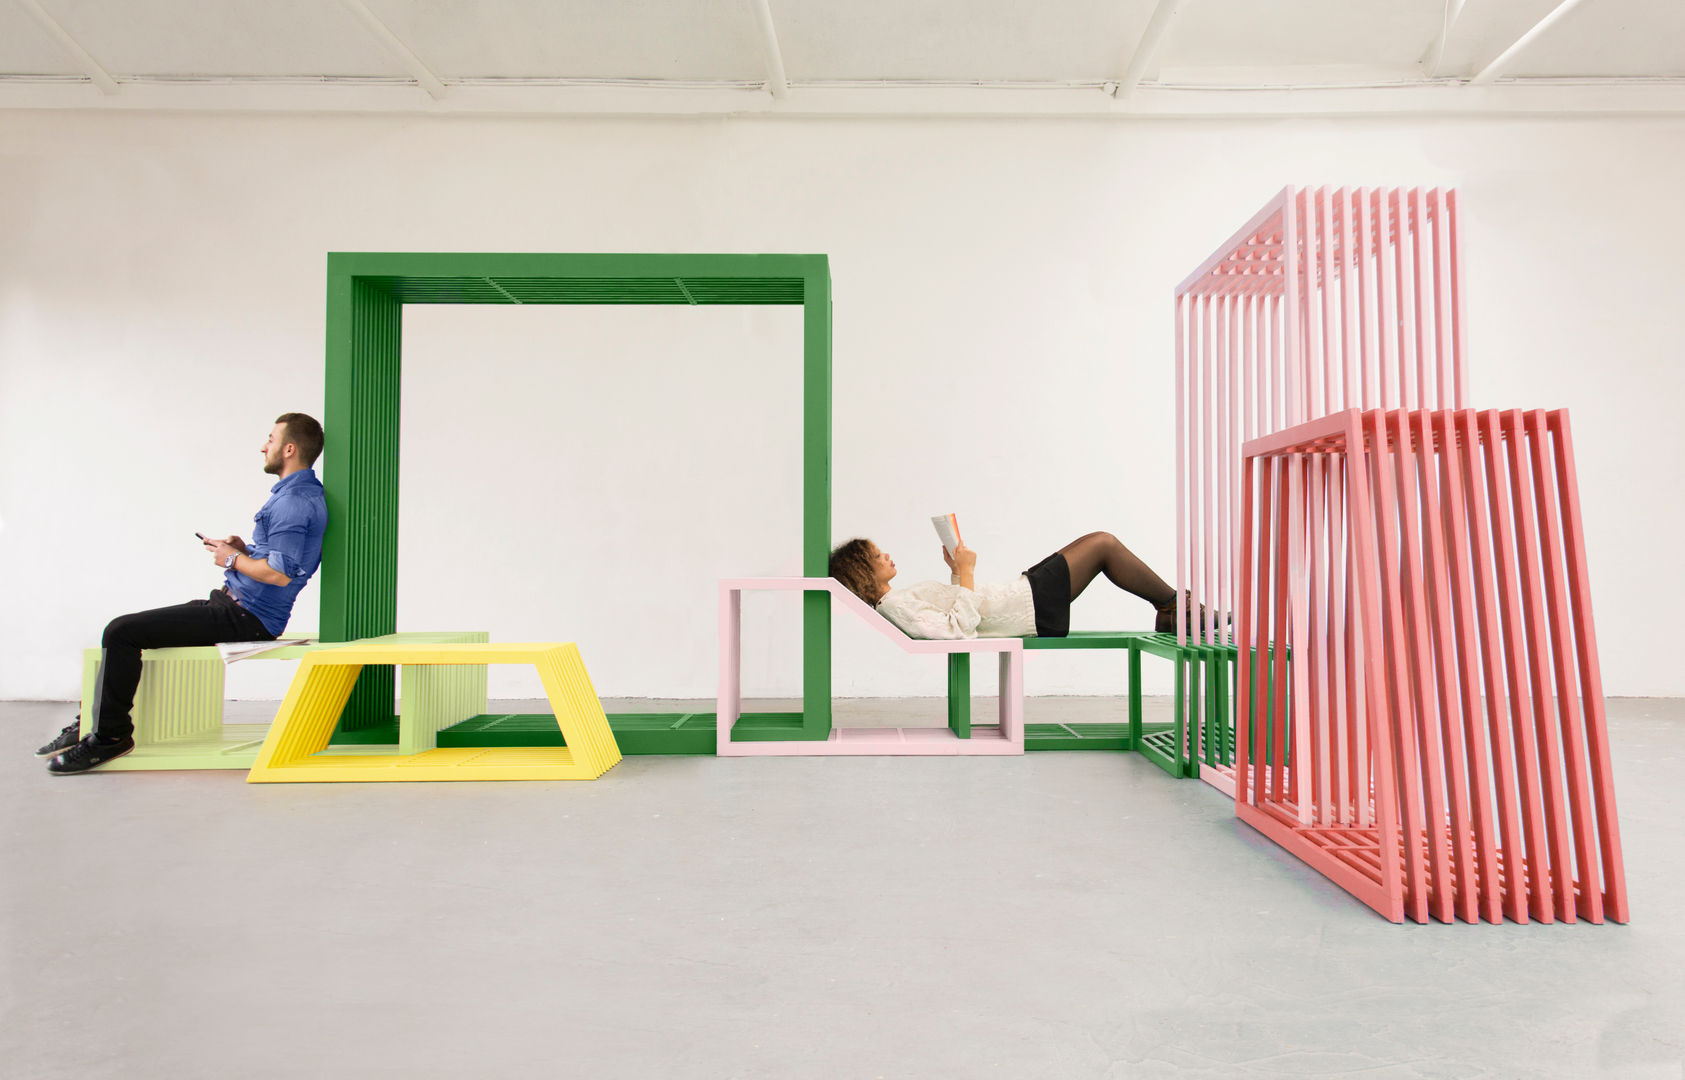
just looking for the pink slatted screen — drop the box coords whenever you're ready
[1177,187,1465,795]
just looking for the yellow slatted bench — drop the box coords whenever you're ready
[247,642,621,783]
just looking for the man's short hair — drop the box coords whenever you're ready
[276,412,324,467]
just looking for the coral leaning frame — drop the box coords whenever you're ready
[320,252,834,739]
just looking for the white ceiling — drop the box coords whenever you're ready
[2,0,1682,116]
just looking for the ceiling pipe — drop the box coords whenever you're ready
[750,0,789,101]
[1422,0,1468,78]
[1469,0,1589,86]
[15,0,119,95]
[1112,0,1185,99]
[339,0,448,100]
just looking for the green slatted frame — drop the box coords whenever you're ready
[323,253,834,741]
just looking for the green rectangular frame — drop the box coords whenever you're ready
[322,253,834,741]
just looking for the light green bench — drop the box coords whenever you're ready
[77,631,489,770]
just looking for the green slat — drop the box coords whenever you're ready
[323,273,402,737]
[435,711,726,755]
[801,264,833,740]
[947,653,970,738]
[1021,631,1150,650]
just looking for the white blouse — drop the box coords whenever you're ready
[875,575,1037,639]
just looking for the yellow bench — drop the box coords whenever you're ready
[248,642,621,783]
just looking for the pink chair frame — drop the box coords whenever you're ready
[717,578,1025,756]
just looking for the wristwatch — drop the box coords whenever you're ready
[223,552,237,570]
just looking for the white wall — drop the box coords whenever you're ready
[2,109,1681,701]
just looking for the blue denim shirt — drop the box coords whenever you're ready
[224,469,328,636]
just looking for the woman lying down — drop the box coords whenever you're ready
[829,530,1203,641]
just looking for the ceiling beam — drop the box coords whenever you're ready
[3,77,1685,118]
[749,0,789,101]
[1111,0,1184,99]
[1422,0,1468,78]
[1469,0,1589,85]
[14,0,119,95]
[339,0,447,101]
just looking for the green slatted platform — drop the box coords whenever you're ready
[1024,721,1179,751]
[959,630,1243,775]
[434,711,830,755]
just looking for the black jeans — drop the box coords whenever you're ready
[93,590,274,740]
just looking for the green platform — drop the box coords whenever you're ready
[434,711,839,755]
[949,630,1243,775]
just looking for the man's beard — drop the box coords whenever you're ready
[263,457,282,475]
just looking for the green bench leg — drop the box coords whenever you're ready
[1128,646,1142,749]
[947,652,970,738]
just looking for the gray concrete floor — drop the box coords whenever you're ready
[2,696,1682,1080]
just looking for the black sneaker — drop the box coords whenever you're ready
[47,735,135,775]
[35,720,83,758]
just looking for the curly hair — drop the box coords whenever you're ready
[829,538,883,605]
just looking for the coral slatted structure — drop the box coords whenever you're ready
[1179,187,1627,922]
[1240,409,1626,924]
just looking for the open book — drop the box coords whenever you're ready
[217,638,312,664]
[931,512,963,557]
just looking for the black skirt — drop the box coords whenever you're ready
[1022,552,1071,638]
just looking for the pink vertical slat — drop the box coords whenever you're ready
[1271,292,1284,435]
[716,583,742,754]
[1366,409,1430,922]
[1226,294,1240,643]
[1457,410,1528,922]
[1194,292,1208,651]
[1437,410,1502,922]
[1331,451,1351,825]
[1340,187,1359,412]
[1271,455,1292,806]
[1343,409,1405,915]
[1411,188,1433,409]
[1547,410,1627,921]
[1283,188,1302,428]
[1431,190,1455,412]
[1309,453,1332,823]
[1501,409,1577,922]
[1358,188,1376,410]
[1176,293,1188,649]
[1524,409,1603,923]
[1237,451,1259,807]
[1288,453,1311,818]
[1412,410,1480,922]
[1345,453,1368,829]
[1231,287,1246,649]
[1448,191,1469,409]
[1203,293,1217,644]
[1314,188,1327,417]
[1377,192,1398,411]
[1480,409,1554,923]
[1389,409,1454,921]
[1393,189,1416,411]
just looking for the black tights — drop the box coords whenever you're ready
[1056,532,1177,611]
